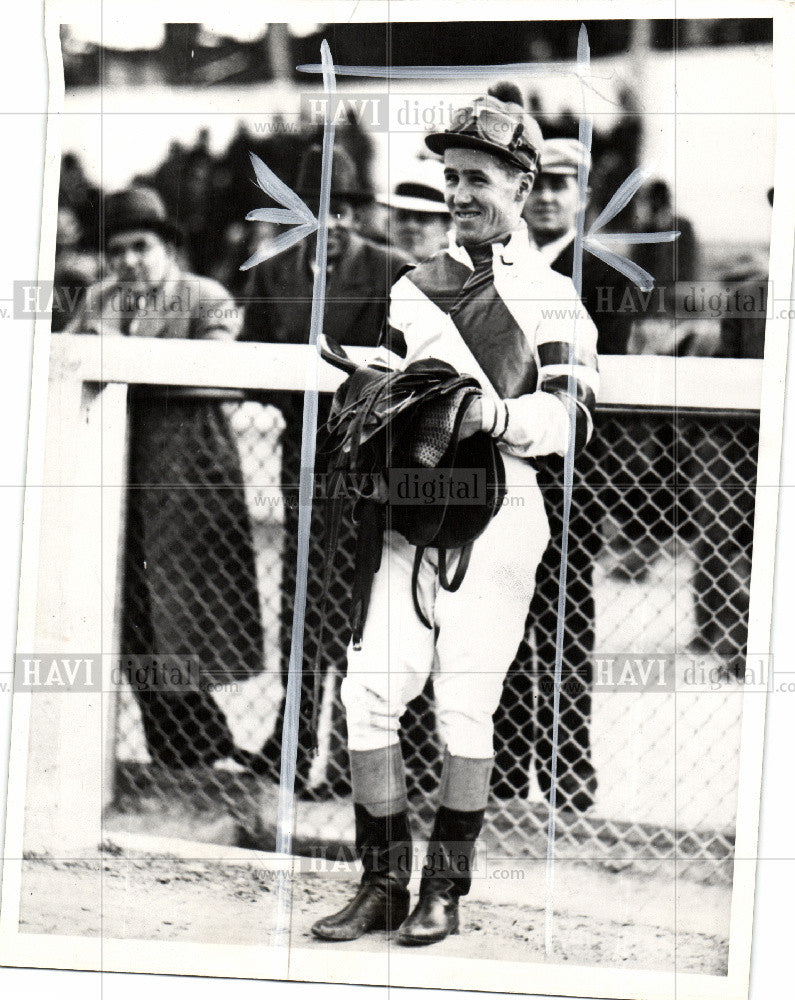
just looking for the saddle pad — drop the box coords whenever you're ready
[409,386,477,468]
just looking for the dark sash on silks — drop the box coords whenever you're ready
[405,253,538,400]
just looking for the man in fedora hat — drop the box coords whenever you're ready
[378,159,451,263]
[66,185,237,337]
[64,186,264,769]
[311,86,599,946]
[240,145,412,794]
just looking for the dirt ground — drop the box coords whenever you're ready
[18,851,729,977]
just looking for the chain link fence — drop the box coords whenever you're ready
[112,385,758,884]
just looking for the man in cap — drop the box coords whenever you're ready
[525,137,633,354]
[311,86,599,946]
[493,138,630,810]
[64,186,263,769]
[240,146,412,793]
[379,159,451,263]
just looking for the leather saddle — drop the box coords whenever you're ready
[317,337,506,645]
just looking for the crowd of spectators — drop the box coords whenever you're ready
[53,90,653,320]
[58,84,770,356]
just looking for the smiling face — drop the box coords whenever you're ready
[443,147,532,246]
[527,172,585,245]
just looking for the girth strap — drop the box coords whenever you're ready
[412,548,432,630]
[411,542,475,632]
[310,483,346,753]
[438,544,473,593]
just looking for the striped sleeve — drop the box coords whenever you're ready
[534,287,600,455]
[491,281,600,460]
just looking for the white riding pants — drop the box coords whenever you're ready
[341,456,550,758]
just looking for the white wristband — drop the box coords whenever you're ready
[494,400,510,441]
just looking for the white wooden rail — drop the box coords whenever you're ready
[49,334,764,409]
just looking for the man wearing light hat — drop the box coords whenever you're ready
[493,139,633,813]
[312,86,600,946]
[527,138,591,249]
[378,159,451,262]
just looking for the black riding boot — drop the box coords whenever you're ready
[397,805,484,946]
[311,804,412,941]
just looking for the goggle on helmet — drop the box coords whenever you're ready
[425,95,543,174]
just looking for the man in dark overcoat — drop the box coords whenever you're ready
[64,186,263,767]
[240,146,412,792]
